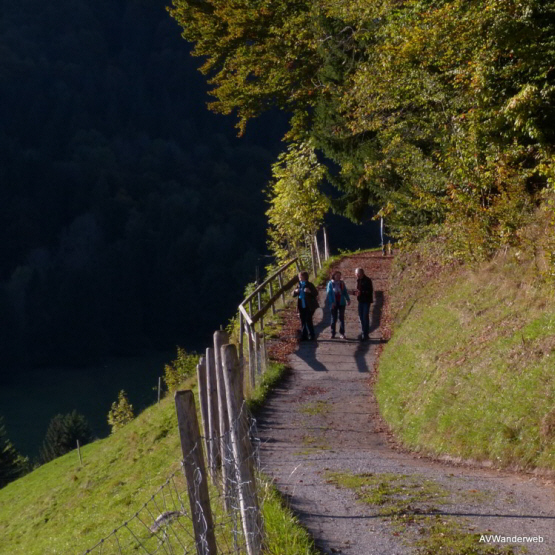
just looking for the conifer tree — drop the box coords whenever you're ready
[40,411,93,463]
[0,418,28,488]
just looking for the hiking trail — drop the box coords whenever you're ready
[258,252,555,555]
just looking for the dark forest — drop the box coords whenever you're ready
[0,0,286,377]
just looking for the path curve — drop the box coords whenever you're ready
[258,252,555,555]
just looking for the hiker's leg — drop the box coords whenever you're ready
[339,305,346,335]
[330,305,338,334]
[307,310,315,339]
[362,302,370,337]
[299,308,309,339]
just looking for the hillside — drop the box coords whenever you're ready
[0,383,186,554]
[377,241,555,472]
[0,375,316,555]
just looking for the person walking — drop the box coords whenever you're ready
[292,271,319,341]
[326,270,350,339]
[354,267,373,341]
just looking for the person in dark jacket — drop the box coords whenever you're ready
[292,271,319,341]
[354,267,373,341]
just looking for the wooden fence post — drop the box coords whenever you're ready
[254,331,262,377]
[214,330,232,509]
[314,233,322,269]
[247,324,256,391]
[269,279,276,315]
[259,332,267,375]
[205,347,220,483]
[310,240,318,279]
[278,272,285,307]
[221,345,263,555]
[257,285,262,319]
[196,357,210,469]
[257,287,264,335]
[239,310,244,369]
[323,227,330,261]
[175,391,217,555]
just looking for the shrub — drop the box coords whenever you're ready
[107,390,135,433]
[163,347,199,393]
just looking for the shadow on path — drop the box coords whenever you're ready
[292,509,555,522]
[295,341,328,372]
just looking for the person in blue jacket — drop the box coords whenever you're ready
[326,270,350,339]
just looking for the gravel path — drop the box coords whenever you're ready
[258,252,555,555]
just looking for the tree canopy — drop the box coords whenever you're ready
[170,0,555,259]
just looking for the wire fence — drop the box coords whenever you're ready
[81,245,331,555]
[82,398,261,555]
[82,464,196,554]
[82,334,266,555]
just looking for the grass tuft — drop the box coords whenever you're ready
[260,481,319,555]
[247,361,289,415]
[299,400,329,416]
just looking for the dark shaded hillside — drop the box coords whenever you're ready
[0,0,283,373]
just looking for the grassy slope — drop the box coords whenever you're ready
[1,381,187,555]
[377,247,555,471]
[0,369,317,554]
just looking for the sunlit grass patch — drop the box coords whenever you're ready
[325,471,448,510]
[301,434,329,449]
[377,248,555,471]
[247,361,289,415]
[261,480,319,555]
[410,516,516,555]
[299,400,329,416]
[326,471,516,555]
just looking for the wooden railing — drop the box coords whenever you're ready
[237,227,330,390]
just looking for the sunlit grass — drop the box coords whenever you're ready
[377,250,555,471]
[260,482,319,555]
[0,366,317,554]
[0,380,190,555]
